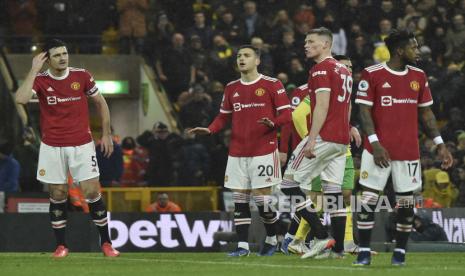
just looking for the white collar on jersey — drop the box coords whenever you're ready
[382,62,408,76]
[47,68,70,80]
[240,74,262,85]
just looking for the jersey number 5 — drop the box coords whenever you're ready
[337,74,353,103]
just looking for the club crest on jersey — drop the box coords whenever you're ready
[410,81,420,92]
[255,88,266,96]
[39,169,46,176]
[71,82,80,90]
[361,171,368,179]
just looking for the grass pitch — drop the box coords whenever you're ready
[0,252,464,276]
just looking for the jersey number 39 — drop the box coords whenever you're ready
[337,74,353,103]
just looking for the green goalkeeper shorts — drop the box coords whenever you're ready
[310,156,354,192]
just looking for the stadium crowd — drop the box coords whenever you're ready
[1,0,465,207]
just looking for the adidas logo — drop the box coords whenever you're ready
[382,82,391,88]
[47,87,55,92]
[233,92,240,97]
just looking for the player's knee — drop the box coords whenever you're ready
[84,191,100,201]
[49,186,68,201]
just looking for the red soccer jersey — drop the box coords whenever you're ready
[308,57,351,145]
[32,67,99,147]
[209,74,291,157]
[355,63,433,160]
[280,84,308,153]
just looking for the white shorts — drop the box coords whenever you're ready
[224,150,281,190]
[359,150,421,193]
[37,141,100,184]
[284,137,347,190]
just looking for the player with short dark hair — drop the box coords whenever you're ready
[189,44,291,257]
[280,27,352,259]
[15,39,120,258]
[353,30,453,266]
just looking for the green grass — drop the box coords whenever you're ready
[0,252,464,276]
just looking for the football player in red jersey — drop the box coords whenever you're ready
[189,45,291,256]
[280,27,352,259]
[353,30,453,266]
[15,39,119,258]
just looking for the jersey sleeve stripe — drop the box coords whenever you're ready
[355,99,373,106]
[220,109,232,114]
[315,88,331,93]
[277,104,291,111]
[32,89,37,94]
[418,100,433,107]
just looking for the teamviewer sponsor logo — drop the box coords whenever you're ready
[47,96,57,105]
[233,102,266,112]
[46,96,81,105]
[381,96,392,106]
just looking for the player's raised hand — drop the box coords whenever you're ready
[372,142,390,168]
[32,52,47,73]
[350,126,362,147]
[257,117,275,128]
[188,127,211,135]
[437,144,453,169]
[101,134,114,158]
[303,138,317,159]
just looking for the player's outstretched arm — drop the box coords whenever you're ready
[91,94,113,158]
[419,106,453,169]
[359,104,390,168]
[16,52,47,104]
[188,127,211,135]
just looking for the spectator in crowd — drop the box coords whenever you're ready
[0,140,20,192]
[38,0,70,37]
[6,0,37,53]
[207,81,224,115]
[242,1,266,40]
[190,35,210,84]
[372,0,400,32]
[444,14,465,63]
[137,122,182,186]
[312,0,330,26]
[453,167,465,206]
[340,0,365,32]
[13,127,41,192]
[71,0,107,54]
[272,30,300,74]
[423,171,459,208]
[208,35,236,84]
[120,136,148,187]
[270,9,294,45]
[322,12,347,55]
[287,57,306,87]
[292,4,314,29]
[441,108,465,142]
[214,9,245,46]
[117,0,148,54]
[372,18,392,63]
[146,12,175,59]
[179,83,213,128]
[145,193,182,212]
[96,133,123,187]
[251,36,273,75]
[156,33,195,102]
[410,211,448,242]
[177,129,210,186]
[186,11,214,49]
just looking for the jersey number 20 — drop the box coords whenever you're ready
[337,74,353,103]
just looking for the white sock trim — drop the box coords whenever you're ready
[265,235,277,246]
[238,242,249,250]
[394,248,406,254]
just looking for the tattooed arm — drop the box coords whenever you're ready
[419,106,453,169]
[359,104,390,168]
